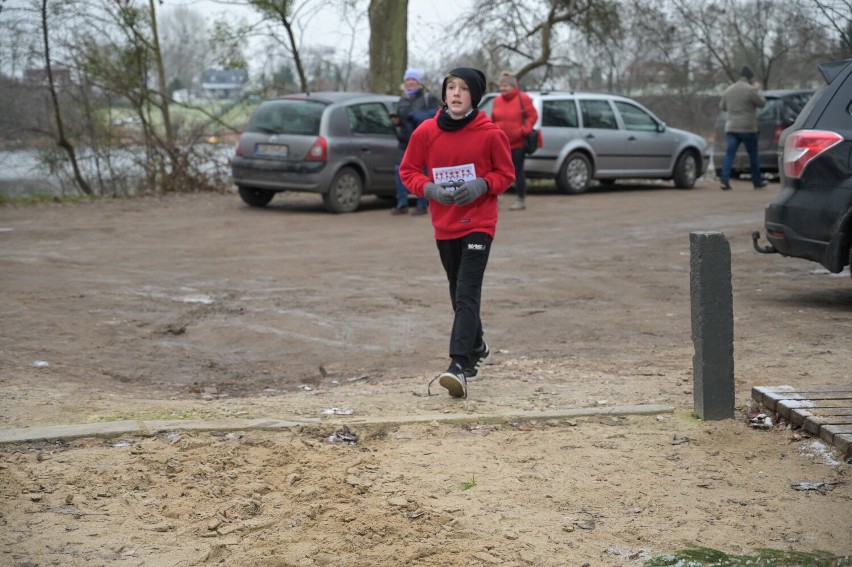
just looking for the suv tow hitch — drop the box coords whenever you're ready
[751,231,777,254]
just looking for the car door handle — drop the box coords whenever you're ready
[627,135,637,141]
[585,133,595,139]
[360,146,373,153]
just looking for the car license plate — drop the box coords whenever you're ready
[255,143,288,158]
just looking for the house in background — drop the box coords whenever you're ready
[200,69,249,99]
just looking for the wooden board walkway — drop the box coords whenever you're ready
[752,385,852,459]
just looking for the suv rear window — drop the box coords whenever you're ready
[247,100,325,135]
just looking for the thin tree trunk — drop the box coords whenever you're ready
[40,0,92,195]
[148,0,179,189]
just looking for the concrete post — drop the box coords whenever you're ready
[689,231,735,420]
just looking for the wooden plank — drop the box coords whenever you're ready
[789,408,812,428]
[754,385,852,394]
[820,424,852,445]
[752,386,793,408]
[834,433,852,459]
[776,400,852,421]
[765,391,852,403]
[803,415,852,437]
[807,408,852,417]
[752,385,852,458]
[787,407,852,428]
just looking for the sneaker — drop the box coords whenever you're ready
[464,342,490,381]
[390,206,408,215]
[753,181,768,189]
[720,183,732,191]
[509,198,526,210]
[410,206,428,216]
[438,363,467,398]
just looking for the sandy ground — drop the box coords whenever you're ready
[0,179,850,566]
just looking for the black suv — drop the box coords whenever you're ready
[753,59,852,276]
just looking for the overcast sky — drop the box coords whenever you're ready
[170,0,475,71]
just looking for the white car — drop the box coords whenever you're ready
[480,91,711,194]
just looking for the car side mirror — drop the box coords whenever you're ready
[657,122,667,133]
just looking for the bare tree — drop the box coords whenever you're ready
[812,0,852,56]
[158,5,209,95]
[456,0,620,87]
[38,0,92,195]
[667,0,823,88]
[246,0,326,92]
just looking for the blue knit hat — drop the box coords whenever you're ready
[403,68,422,83]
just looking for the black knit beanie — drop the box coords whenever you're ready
[441,67,487,108]
[740,66,754,79]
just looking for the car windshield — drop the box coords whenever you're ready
[247,100,325,135]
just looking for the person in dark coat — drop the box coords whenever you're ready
[390,68,440,215]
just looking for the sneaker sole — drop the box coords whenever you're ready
[438,372,466,398]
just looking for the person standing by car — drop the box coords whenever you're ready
[719,66,767,190]
[400,67,515,398]
[390,68,440,215]
[490,71,538,210]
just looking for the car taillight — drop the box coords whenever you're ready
[783,129,842,179]
[772,125,784,145]
[234,137,243,157]
[305,137,327,162]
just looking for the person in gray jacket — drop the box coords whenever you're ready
[718,66,767,190]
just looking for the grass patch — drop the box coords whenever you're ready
[460,475,476,491]
[645,545,850,566]
[0,193,91,206]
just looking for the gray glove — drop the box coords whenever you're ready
[453,178,488,206]
[424,182,455,206]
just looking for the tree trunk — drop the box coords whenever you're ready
[40,0,92,196]
[148,0,179,191]
[368,0,408,94]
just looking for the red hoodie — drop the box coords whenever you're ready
[491,89,538,149]
[400,111,515,240]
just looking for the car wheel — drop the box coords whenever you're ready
[556,153,592,194]
[238,186,275,207]
[323,167,362,213]
[673,151,698,189]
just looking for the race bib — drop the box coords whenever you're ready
[432,163,476,190]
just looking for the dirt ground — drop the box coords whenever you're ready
[0,178,850,566]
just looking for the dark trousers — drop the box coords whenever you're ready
[720,131,762,186]
[511,146,527,199]
[395,163,428,210]
[436,232,491,368]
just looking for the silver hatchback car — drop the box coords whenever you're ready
[231,92,400,213]
[481,91,710,193]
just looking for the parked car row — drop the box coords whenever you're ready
[753,58,852,277]
[231,89,713,212]
[229,70,838,253]
[480,91,710,193]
